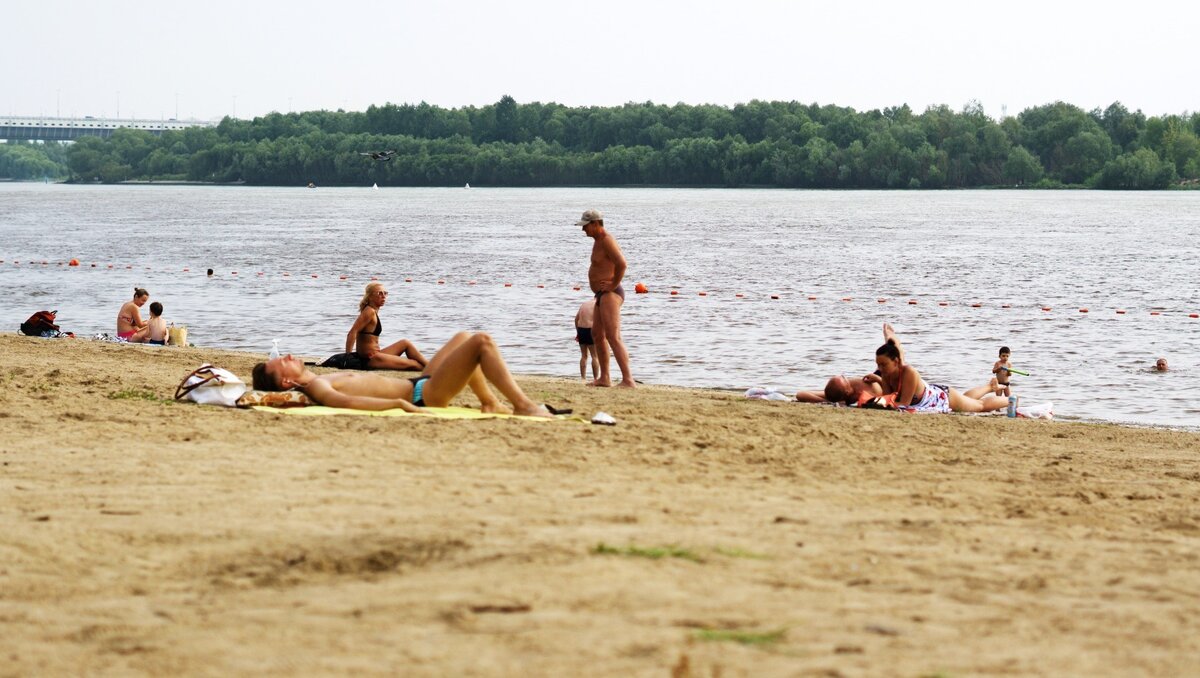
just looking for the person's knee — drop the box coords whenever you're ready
[470,332,496,349]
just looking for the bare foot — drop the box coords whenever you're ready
[989,377,1004,396]
[588,379,612,387]
[514,403,553,418]
[480,401,513,415]
[617,379,636,388]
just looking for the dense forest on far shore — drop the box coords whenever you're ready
[3,97,1198,189]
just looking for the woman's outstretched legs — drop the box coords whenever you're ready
[368,339,427,370]
[421,332,549,417]
[949,388,1009,413]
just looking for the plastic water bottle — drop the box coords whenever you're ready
[269,339,280,360]
[1006,396,1018,418]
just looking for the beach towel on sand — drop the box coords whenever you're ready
[252,405,582,422]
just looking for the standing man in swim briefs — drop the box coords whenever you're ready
[578,209,635,388]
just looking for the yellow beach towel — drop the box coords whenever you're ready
[253,405,580,422]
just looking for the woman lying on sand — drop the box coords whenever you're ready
[346,282,428,370]
[254,331,551,417]
[868,326,1009,414]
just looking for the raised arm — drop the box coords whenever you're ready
[304,378,420,412]
[882,323,906,363]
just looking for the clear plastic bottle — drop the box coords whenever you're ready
[269,339,280,360]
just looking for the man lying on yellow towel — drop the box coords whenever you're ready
[252,331,552,418]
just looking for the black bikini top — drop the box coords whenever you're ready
[359,314,382,336]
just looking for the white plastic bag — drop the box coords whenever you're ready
[174,364,248,407]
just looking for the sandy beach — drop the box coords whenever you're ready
[2,333,1198,677]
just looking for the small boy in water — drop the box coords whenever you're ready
[574,299,599,382]
[147,301,169,345]
[992,346,1012,397]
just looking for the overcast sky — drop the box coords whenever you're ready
[5,0,1198,122]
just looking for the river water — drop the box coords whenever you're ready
[1,184,1197,429]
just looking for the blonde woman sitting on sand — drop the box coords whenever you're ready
[253,331,551,417]
[346,282,428,370]
[116,287,151,342]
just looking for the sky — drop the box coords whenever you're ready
[4,0,1198,123]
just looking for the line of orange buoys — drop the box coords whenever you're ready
[12,259,1200,318]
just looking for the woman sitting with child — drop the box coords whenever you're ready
[345,282,427,370]
[116,287,150,342]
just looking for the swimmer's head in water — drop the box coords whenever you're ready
[1155,357,1168,371]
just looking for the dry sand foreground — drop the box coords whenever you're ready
[1,334,1198,677]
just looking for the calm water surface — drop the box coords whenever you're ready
[1,184,1197,429]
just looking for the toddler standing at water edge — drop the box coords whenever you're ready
[147,302,169,345]
[575,299,599,382]
[992,346,1012,397]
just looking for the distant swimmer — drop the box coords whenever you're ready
[1154,357,1168,372]
[359,150,398,161]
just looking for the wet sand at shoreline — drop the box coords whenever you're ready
[2,334,1198,676]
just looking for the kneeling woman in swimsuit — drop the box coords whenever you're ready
[865,328,1009,414]
[253,331,551,417]
[116,287,151,342]
[346,282,427,370]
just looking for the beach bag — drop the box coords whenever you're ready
[20,310,61,337]
[174,364,248,407]
[318,352,368,369]
[168,325,188,347]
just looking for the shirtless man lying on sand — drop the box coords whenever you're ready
[253,331,551,417]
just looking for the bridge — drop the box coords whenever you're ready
[0,115,218,141]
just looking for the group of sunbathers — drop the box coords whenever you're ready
[794,324,1012,414]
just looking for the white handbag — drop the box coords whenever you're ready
[174,364,249,407]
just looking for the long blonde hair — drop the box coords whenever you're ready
[359,281,384,311]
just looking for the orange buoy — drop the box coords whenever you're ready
[842,297,852,302]
[405,278,412,282]
[69,259,79,266]
[1079,308,1088,313]
[231,271,238,275]
[182,267,188,272]
[670,290,678,296]
[311,274,318,278]
[107,264,113,269]
[438,280,445,285]
[468,280,476,285]
[339,275,348,280]
[634,282,648,294]
[877,298,887,303]
[1190,313,1199,319]
[573,286,581,291]
[770,295,780,300]
[283,272,290,276]
[536,284,544,288]
[698,291,707,296]
[908,300,918,305]
[971,303,982,308]
[1115,309,1125,314]
[1150,311,1161,316]
[807,296,817,301]
[1041,307,1051,311]
[1001,304,1011,309]
[504,283,512,287]
[735,293,744,298]
[938,302,949,306]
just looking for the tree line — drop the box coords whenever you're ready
[3,97,1198,189]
